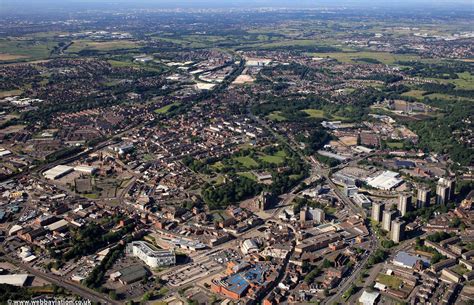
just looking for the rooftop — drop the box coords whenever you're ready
[130,241,174,258]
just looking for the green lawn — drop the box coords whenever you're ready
[82,193,100,199]
[425,93,473,102]
[211,161,224,170]
[386,141,404,149]
[0,89,23,98]
[452,265,468,276]
[259,155,284,164]
[67,40,140,53]
[308,51,423,65]
[453,72,474,90]
[302,109,326,118]
[237,172,257,181]
[233,156,259,168]
[107,59,139,68]
[154,102,180,114]
[0,39,57,62]
[402,90,426,99]
[267,111,287,121]
[259,149,286,164]
[215,175,226,185]
[255,39,331,49]
[377,274,402,289]
[274,150,286,157]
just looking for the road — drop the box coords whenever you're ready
[322,239,375,305]
[256,223,296,303]
[4,256,118,304]
[248,110,379,304]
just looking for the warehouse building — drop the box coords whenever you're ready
[74,165,98,175]
[0,274,30,286]
[43,165,74,180]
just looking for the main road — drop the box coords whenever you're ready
[4,256,118,304]
[248,109,379,304]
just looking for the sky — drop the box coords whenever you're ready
[1,0,473,13]
[3,0,473,7]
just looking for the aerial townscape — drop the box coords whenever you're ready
[0,0,473,304]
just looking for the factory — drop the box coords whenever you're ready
[43,165,74,180]
[0,274,30,286]
[43,164,98,180]
[74,165,98,175]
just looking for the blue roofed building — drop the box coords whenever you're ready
[211,262,276,300]
[393,251,429,269]
[395,160,415,169]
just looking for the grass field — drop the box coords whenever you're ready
[260,154,284,164]
[107,59,140,68]
[302,109,327,118]
[234,156,259,168]
[426,72,474,92]
[82,193,100,199]
[215,175,226,185]
[425,93,473,102]
[450,72,474,90]
[274,150,286,157]
[267,111,287,121]
[67,40,140,53]
[255,39,329,49]
[108,59,165,73]
[0,89,23,98]
[377,274,402,289]
[386,141,404,149]
[308,51,421,65]
[211,161,224,170]
[237,172,257,181]
[402,90,426,99]
[259,149,286,164]
[0,53,28,61]
[0,39,57,61]
[154,102,180,114]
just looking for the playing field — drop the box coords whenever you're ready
[67,40,141,53]
[237,172,257,181]
[259,152,285,164]
[308,51,421,65]
[267,111,287,121]
[234,156,259,168]
[154,102,181,114]
[302,109,326,118]
[402,90,426,99]
[0,89,23,98]
[376,274,403,289]
[0,39,57,62]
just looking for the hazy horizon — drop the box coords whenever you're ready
[2,0,473,11]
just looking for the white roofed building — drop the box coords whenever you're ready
[367,171,403,190]
[0,274,30,286]
[126,241,175,268]
[43,165,74,180]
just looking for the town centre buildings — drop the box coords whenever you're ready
[126,241,175,268]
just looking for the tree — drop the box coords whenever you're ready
[322,259,332,268]
[109,290,118,300]
[142,292,152,302]
[381,240,396,248]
